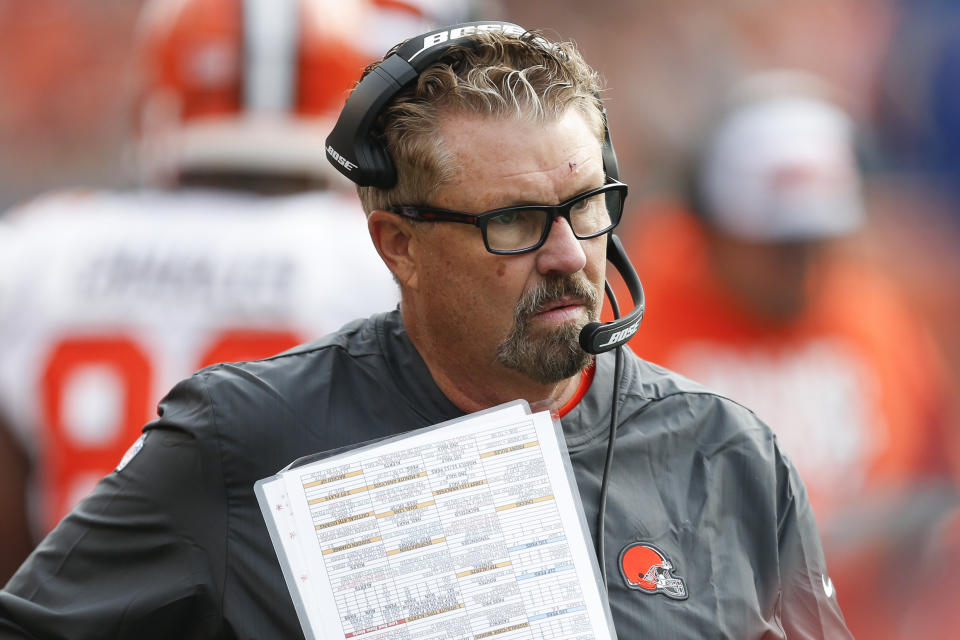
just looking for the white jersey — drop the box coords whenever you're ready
[0,188,398,534]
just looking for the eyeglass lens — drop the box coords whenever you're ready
[485,187,623,252]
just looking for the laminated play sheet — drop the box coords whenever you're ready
[256,400,617,640]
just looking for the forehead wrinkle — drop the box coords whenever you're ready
[448,163,602,211]
[434,110,603,211]
[453,138,601,195]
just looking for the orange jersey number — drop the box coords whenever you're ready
[39,329,302,531]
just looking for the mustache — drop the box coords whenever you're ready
[514,273,602,324]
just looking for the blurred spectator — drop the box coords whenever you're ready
[504,0,895,210]
[0,0,506,583]
[617,70,960,639]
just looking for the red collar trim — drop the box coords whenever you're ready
[557,362,596,418]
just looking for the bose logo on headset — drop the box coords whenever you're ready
[417,23,526,54]
[598,318,642,349]
[327,145,357,172]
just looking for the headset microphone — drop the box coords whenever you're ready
[578,102,645,355]
[580,234,645,354]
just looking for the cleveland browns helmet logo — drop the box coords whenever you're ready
[619,543,688,600]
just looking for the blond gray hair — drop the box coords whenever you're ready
[356,29,605,214]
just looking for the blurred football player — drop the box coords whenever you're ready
[0,0,488,582]
[618,70,960,640]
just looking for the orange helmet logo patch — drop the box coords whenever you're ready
[619,543,688,600]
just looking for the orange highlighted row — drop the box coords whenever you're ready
[480,441,539,459]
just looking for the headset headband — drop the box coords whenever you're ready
[325,21,619,188]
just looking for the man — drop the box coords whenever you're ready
[618,71,959,639]
[0,24,850,638]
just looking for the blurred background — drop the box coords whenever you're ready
[1,0,959,637]
[2,0,958,385]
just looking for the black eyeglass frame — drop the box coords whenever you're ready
[390,177,629,255]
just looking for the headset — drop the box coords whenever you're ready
[325,21,645,586]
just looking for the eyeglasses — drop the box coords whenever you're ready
[391,177,628,255]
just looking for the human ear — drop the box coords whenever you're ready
[368,210,419,289]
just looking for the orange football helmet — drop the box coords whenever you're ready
[135,0,372,187]
[133,0,490,187]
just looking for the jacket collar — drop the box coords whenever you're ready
[375,309,628,448]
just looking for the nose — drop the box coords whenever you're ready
[535,217,587,277]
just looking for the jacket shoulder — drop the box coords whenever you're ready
[626,353,779,457]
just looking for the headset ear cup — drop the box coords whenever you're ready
[369,140,397,189]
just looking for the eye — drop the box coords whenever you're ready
[490,210,528,226]
[574,191,607,212]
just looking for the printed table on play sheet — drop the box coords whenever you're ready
[259,405,616,640]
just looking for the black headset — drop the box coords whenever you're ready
[325,21,644,356]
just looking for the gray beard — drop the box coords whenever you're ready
[495,274,600,385]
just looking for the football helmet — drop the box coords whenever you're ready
[135,0,374,187]
[134,0,489,188]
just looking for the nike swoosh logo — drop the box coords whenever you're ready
[821,574,835,598]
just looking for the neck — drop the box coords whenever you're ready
[401,304,584,414]
[427,358,584,415]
